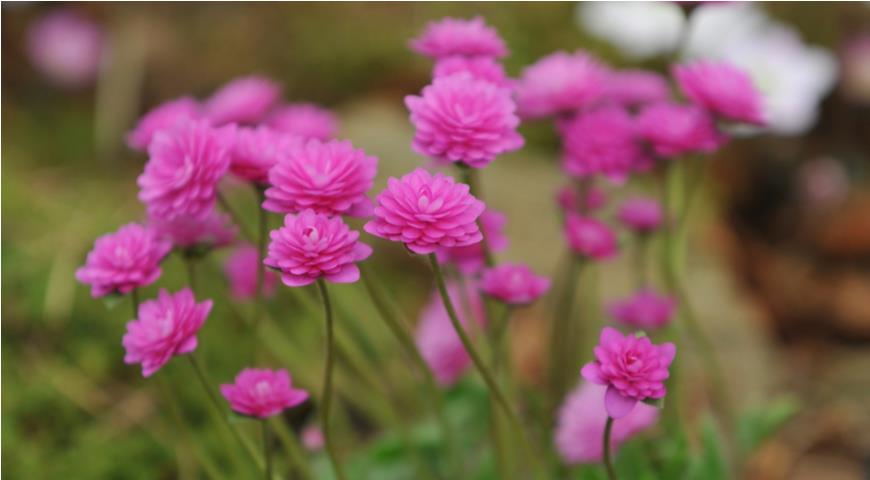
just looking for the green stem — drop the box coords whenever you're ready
[254,186,268,321]
[185,255,198,293]
[458,165,495,267]
[269,419,313,480]
[261,420,272,480]
[218,191,255,242]
[315,280,348,480]
[603,417,617,480]
[547,257,583,423]
[131,288,140,318]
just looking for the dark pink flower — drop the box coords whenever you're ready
[556,185,608,214]
[673,61,765,125]
[263,139,377,217]
[220,368,309,418]
[480,263,551,305]
[405,73,523,168]
[433,56,513,89]
[266,103,338,141]
[364,168,485,255]
[515,51,608,119]
[636,102,726,158]
[265,209,372,287]
[204,75,282,126]
[138,121,234,221]
[224,244,278,300]
[229,126,299,184]
[410,16,508,59]
[127,97,201,152]
[564,214,618,261]
[26,9,104,89]
[608,289,677,330]
[149,210,236,250]
[603,70,671,107]
[435,209,508,273]
[122,288,211,377]
[76,223,171,298]
[617,197,664,233]
[581,327,676,418]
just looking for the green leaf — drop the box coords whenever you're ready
[641,397,664,409]
[101,294,126,311]
[686,416,729,480]
[737,396,800,454]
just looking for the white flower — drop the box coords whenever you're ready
[576,2,685,60]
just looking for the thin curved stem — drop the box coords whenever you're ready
[315,279,349,480]
[217,191,255,242]
[603,416,617,480]
[131,288,140,318]
[458,165,495,267]
[254,186,268,323]
[261,420,272,480]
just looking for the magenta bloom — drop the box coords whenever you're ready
[263,138,377,217]
[229,126,298,184]
[556,185,608,214]
[149,210,236,250]
[603,70,671,107]
[266,103,338,141]
[480,263,551,306]
[581,327,676,418]
[76,223,171,298]
[636,102,726,158]
[515,51,608,119]
[265,209,372,287]
[617,197,664,233]
[555,382,659,464]
[608,289,677,330]
[122,288,211,377]
[204,75,282,126]
[435,209,508,274]
[224,244,278,300]
[220,368,309,418]
[138,121,234,221]
[673,61,765,126]
[410,16,507,59]
[406,73,523,168]
[127,97,201,152]
[365,168,485,255]
[433,56,513,89]
[564,214,618,261]
[560,106,651,183]
[26,10,104,89]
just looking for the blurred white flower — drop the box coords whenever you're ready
[576,2,685,60]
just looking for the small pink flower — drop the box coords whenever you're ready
[266,103,338,141]
[364,168,485,255]
[433,56,513,89]
[556,185,608,214]
[76,223,171,298]
[435,209,508,274]
[302,425,324,451]
[229,126,299,184]
[224,244,278,300]
[122,288,211,377]
[560,106,651,183]
[617,197,664,233]
[26,9,104,89]
[149,210,236,250]
[515,51,609,119]
[608,289,677,330]
[204,75,282,126]
[555,382,659,464]
[127,97,201,152]
[603,70,671,107]
[636,102,726,158]
[220,368,309,418]
[480,263,551,305]
[673,61,765,126]
[265,209,372,287]
[581,327,676,418]
[564,214,618,261]
[138,121,234,221]
[263,138,377,217]
[410,16,508,59]
[406,73,523,168]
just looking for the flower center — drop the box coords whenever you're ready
[302,226,320,242]
[254,380,272,397]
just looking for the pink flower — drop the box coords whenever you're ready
[673,61,766,126]
[364,168,485,255]
[416,281,486,386]
[410,16,508,59]
[617,197,664,233]
[608,289,677,330]
[122,288,211,377]
[149,210,236,250]
[263,139,377,217]
[265,209,372,287]
[266,103,338,141]
[636,102,726,158]
[76,223,171,298]
[26,10,104,89]
[564,214,618,261]
[435,209,508,274]
[603,70,671,107]
[555,382,659,464]
[560,106,651,183]
[405,73,523,168]
[302,425,324,451]
[220,368,309,418]
[515,51,609,119]
[127,97,201,152]
[224,244,278,300]
[229,126,299,184]
[480,263,551,305]
[204,75,282,126]
[581,327,676,418]
[556,185,608,214]
[433,56,513,89]
[138,121,234,221]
